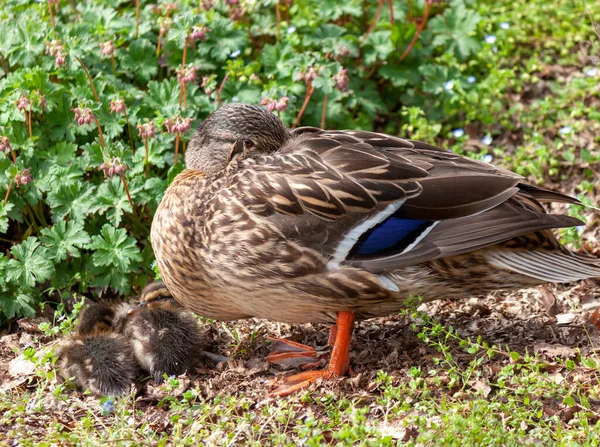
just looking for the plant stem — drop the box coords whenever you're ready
[26,204,40,234]
[67,0,80,19]
[124,108,135,153]
[75,57,100,102]
[183,84,187,110]
[144,138,149,169]
[3,179,13,204]
[174,132,180,164]
[320,94,328,128]
[93,116,106,148]
[156,27,165,57]
[47,0,55,30]
[31,203,48,228]
[8,147,17,163]
[216,73,229,105]
[275,3,281,42]
[292,83,315,128]
[120,174,138,218]
[135,0,140,38]
[388,0,394,26]
[27,108,33,141]
[181,38,188,67]
[398,0,432,63]
[111,54,116,75]
[361,0,385,43]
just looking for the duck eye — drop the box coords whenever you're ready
[244,140,255,149]
[228,140,245,161]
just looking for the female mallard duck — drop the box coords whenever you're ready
[151,103,600,395]
[115,281,206,383]
[58,303,138,396]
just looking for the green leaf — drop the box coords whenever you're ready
[94,177,133,227]
[0,202,14,234]
[428,2,481,60]
[6,238,54,289]
[121,39,158,82]
[40,221,91,262]
[88,224,142,272]
[509,351,521,362]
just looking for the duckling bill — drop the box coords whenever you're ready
[151,103,600,396]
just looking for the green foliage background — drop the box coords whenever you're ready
[0,0,598,322]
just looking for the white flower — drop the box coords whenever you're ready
[482,154,493,163]
[452,128,465,138]
[287,26,296,34]
[499,22,510,30]
[481,135,493,145]
[559,126,572,135]
[232,96,239,103]
[467,76,476,84]
[229,49,241,58]
[585,68,597,77]
[444,81,454,91]
[485,35,497,44]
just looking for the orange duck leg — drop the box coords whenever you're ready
[268,311,355,397]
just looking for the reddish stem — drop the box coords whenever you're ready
[184,84,187,110]
[216,73,230,104]
[8,147,17,163]
[182,38,188,68]
[120,174,138,218]
[320,94,328,128]
[156,27,165,57]
[3,179,13,204]
[361,0,385,43]
[292,83,315,128]
[388,0,394,26]
[93,116,106,148]
[47,0,55,29]
[275,3,281,42]
[68,0,80,19]
[75,57,100,102]
[144,138,149,167]
[174,132,180,164]
[398,0,432,63]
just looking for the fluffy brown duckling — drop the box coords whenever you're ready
[57,303,138,396]
[114,281,206,383]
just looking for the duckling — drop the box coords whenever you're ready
[115,281,206,383]
[57,303,139,396]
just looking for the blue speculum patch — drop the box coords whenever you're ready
[352,216,433,257]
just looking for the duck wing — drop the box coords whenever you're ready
[233,129,587,274]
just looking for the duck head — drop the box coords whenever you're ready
[185,103,290,176]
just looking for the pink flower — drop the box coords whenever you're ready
[201,75,216,95]
[163,116,192,134]
[72,107,94,126]
[55,51,66,67]
[336,46,350,58]
[16,94,29,111]
[201,0,214,10]
[159,17,173,34]
[99,158,129,178]
[298,67,319,85]
[45,40,62,56]
[100,41,116,57]
[188,25,208,42]
[137,121,156,139]
[275,96,289,112]
[110,99,126,115]
[333,68,349,91]
[38,91,47,110]
[163,2,178,14]
[15,169,33,187]
[261,97,277,113]
[0,137,11,154]
[176,65,197,85]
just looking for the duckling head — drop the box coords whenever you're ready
[185,103,290,176]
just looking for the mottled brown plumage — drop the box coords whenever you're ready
[57,304,138,396]
[114,281,205,382]
[151,103,600,324]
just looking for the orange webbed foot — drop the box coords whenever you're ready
[265,337,323,370]
[268,311,355,396]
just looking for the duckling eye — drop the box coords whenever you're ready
[243,139,255,149]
